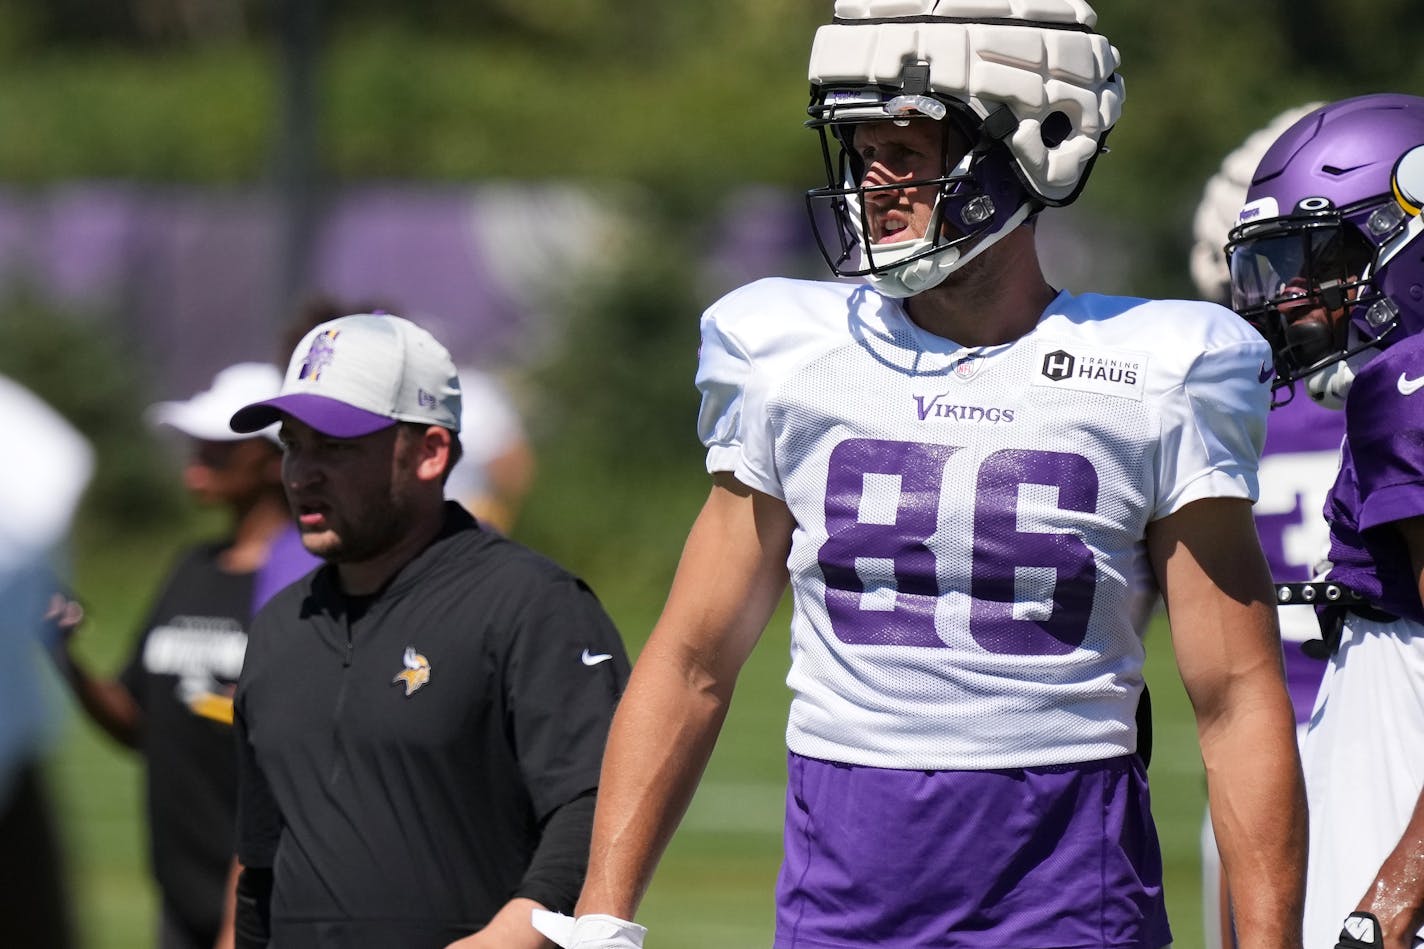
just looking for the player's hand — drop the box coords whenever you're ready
[531,910,646,948]
[1333,911,1383,948]
[44,591,85,642]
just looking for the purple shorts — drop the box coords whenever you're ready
[775,752,1171,948]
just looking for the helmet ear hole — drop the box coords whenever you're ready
[1041,111,1072,148]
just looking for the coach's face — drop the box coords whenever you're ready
[278,417,421,565]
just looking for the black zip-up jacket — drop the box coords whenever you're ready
[234,503,629,947]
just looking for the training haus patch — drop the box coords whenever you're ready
[1031,341,1148,401]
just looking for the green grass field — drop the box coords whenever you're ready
[46,515,1209,948]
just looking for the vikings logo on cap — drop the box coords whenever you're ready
[298,329,340,382]
[393,646,431,696]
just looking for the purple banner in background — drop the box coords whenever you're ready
[0,182,828,400]
[0,182,1120,402]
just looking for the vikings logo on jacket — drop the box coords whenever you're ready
[392,646,431,696]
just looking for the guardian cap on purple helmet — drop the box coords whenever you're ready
[1226,94,1424,403]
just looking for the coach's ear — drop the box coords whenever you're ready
[405,424,454,484]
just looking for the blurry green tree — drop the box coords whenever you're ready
[0,0,1418,538]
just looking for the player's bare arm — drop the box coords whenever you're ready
[52,615,144,748]
[1351,791,1424,949]
[1148,496,1307,949]
[1346,516,1424,948]
[576,472,792,920]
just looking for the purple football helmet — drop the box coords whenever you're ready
[1226,94,1424,398]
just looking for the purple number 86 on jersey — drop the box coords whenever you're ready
[818,438,1099,655]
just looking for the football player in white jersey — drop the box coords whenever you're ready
[1189,102,1342,949]
[1227,94,1424,949]
[534,3,1305,948]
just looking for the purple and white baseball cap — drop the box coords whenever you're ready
[230,314,462,439]
[148,362,284,444]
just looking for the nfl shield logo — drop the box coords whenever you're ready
[952,355,979,381]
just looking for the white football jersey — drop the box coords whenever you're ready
[697,278,1270,770]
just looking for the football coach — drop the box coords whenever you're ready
[227,313,629,948]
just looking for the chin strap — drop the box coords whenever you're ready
[1304,323,1394,408]
[871,202,1032,298]
[1306,352,1363,409]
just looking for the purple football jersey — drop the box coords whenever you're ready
[251,524,321,613]
[1325,335,1424,624]
[775,753,1170,948]
[1256,392,1345,720]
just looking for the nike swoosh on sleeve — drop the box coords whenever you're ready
[581,649,614,666]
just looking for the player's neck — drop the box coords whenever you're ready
[903,229,1056,348]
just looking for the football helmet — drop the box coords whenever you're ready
[804,0,1125,298]
[1226,94,1424,404]
[1190,103,1323,305]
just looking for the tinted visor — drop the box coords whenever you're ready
[1228,219,1371,312]
[1227,215,1381,385]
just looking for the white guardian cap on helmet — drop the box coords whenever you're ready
[805,0,1125,297]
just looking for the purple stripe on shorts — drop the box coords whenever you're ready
[774,752,1170,948]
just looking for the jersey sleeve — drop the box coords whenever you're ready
[1345,348,1424,532]
[694,282,791,497]
[695,298,754,476]
[502,575,629,822]
[1152,332,1270,519]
